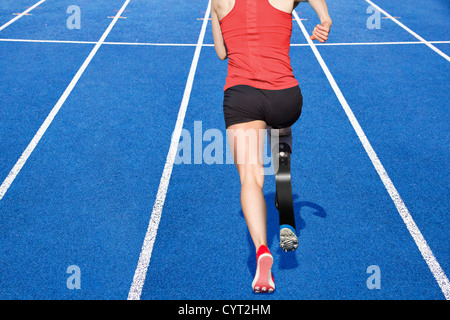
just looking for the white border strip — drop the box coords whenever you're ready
[366,0,450,62]
[0,0,131,201]
[0,0,47,32]
[293,10,450,300]
[127,0,211,301]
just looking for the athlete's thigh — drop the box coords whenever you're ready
[226,120,267,182]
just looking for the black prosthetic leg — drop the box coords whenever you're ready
[267,127,298,252]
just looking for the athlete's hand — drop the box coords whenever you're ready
[310,20,332,43]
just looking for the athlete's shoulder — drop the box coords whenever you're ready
[211,0,230,9]
[212,0,235,19]
[213,0,237,9]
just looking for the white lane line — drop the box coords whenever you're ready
[0,0,131,201]
[127,0,211,301]
[366,0,450,62]
[0,38,97,44]
[0,38,198,45]
[312,40,450,46]
[1,37,450,47]
[103,41,198,46]
[293,10,450,300]
[0,0,47,32]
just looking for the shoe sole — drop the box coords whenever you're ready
[280,227,298,252]
[252,253,275,293]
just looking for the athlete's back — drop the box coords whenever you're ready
[215,0,299,91]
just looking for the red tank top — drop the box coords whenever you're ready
[220,0,299,91]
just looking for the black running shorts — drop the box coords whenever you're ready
[223,85,303,129]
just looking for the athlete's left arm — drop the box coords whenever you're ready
[297,0,332,43]
[211,2,228,61]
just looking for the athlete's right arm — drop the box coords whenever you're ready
[211,0,228,60]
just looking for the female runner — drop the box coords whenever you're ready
[211,0,331,293]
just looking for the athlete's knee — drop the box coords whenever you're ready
[239,164,265,189]
[277,126,292,137]
[267,126,292,154]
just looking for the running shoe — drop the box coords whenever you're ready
[252,245,275,293]
[279,224,298,252]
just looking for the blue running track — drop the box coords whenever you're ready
[0,0,449,301]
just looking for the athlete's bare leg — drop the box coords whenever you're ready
[227,120,275,293]
[227,120,268,251]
